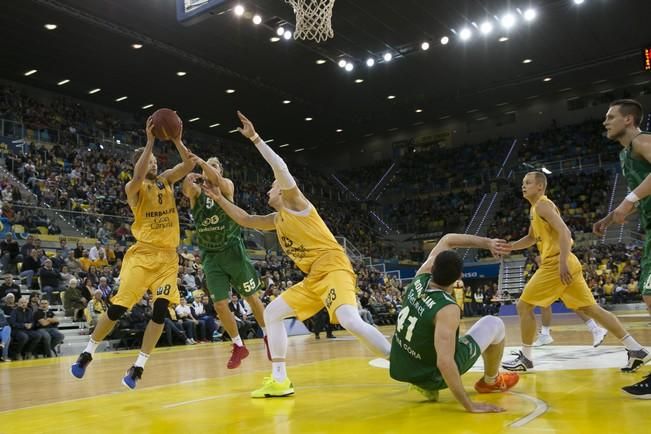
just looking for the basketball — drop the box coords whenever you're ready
[150,108,182,141]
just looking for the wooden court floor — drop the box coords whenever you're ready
[1,313,650,434]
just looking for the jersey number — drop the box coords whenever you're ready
[157,193,163,205]
[396,306,418,342]
[206,198,214,209]
[156,284,171,296]
[242,279,257,292]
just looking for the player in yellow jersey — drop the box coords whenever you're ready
[502,172,649,372]
[202,112,391,398]
[71,117,195,389]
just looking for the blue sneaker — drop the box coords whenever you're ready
[121,366,144,390]
[70,352,93,379]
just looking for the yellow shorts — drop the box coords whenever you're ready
[281,251,357,324]
[519,254,596,309]
[111,243,180,308]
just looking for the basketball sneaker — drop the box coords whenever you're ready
[263,335,272,361]
[592,327,608,348]
[474,372,520,393]
[227,344,249,369]
[621,348,651,373]
[409,384,439,401]
[502,351,534,372]
[621,374,651,399]
[122,366,144,390]
[251,376,294,398]
[532,334,553,347]
[70,351,93,379]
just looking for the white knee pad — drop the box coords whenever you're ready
[465,316,505,353]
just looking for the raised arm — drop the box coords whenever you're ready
[188,153,235,201]
[415,234,510,276]
[182,173,202,208]
[125,118,155,208]
[535,200,573,284]
[510,224,537,251]
[236,111,308,212]
[201,182,276,231]
[161,124,195,185]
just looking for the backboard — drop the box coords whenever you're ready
[176,0,232,26]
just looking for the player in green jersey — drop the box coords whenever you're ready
[389,233,518,413]
[595,99,651,398]
[183,155,268,369]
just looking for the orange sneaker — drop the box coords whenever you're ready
[227,344,249,369]
[474,372,520,393]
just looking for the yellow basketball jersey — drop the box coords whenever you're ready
[530,195,572,262]
[130,177,180,249]
[274,204,345,273]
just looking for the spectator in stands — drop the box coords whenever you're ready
[228,293,255,339]
[39,259,62,302]
[0,233,20,273]
[34,299,64,357]
[175,298,202,342]
[357,296,374,325]
[63,278,85,320]
[20,235,34,258]
[312,308,335,339]
[613,280,629,304]
[127,297,151,331]
[163,306,193,346]
[97,277,112,301]
[9,296,42,360]
[77,249,92,272]
[59,265,74,286]
[73,240,83,259]
[86,289,106,331]
[1,293,16,315]
[191,296,216,342]
[58,239,70,261]
[88,241,104,262]
[20,248,40,288]
[0,274,20,300]
[0,308,10,361]
[81,277,94,304]
[182,266,198,292]
[92,250,109,269]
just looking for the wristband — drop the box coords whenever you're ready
[625,192,640,203]
[250,134,261,143]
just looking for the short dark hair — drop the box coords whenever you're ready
[430,250,463,287]
[610,99,644,127]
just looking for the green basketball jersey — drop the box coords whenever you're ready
[389,273,467,388]
[620,131,651,228]
[191,192,241,252]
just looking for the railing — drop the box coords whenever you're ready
[516,154,618,175]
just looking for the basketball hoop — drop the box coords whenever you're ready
[285,0,335,43]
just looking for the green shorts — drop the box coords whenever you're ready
[640,235,651,296]
[201,241,262,301]
[414,335,482,391]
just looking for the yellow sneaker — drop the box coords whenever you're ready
[410,384,439,401]
[251,376,295,398]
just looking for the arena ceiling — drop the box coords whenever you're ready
[1,0,650,154]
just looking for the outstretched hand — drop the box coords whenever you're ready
[237,111,257,140]
[489,239,511,258]
[201,180,222,201]
[145,117,155,143]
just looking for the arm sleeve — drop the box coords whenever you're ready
[252,136,297,190]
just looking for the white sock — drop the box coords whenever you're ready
[585,319,599,332]
[232,335,244,347]
[83,338,99,355]
[540,326,551,336]
[272,361,287,382]
[521,344,534,361]
[484,374,498,385]
[620,334,643,351]
[134,351,149,368]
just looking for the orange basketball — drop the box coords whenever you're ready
[151,108,182,141]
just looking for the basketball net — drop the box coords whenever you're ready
[286,0,335,43]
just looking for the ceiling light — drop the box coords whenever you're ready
[501,13,516,29]
[523,8,537,21]
[480,21,493,35]
[316,59,327,64]
[459,28,472,41]
[283,30,292,40]
[44,24,57,30]
[88,88,101,94]
[57,79,70,86]
[142,104,154,109]
[209,123,220,128]
[355,79,364,83]
[305,117,313,121]
[421,41,430,51]
[225,89,236,93]
[336,129,343,133]
[265,139,275,143]
[383,53,393,62]
[270,37,280,42]
[543,77,552,82]
[573,0,585,4]
[276,27,285,36]
[345,62,354,72]
[338,59,347,68]
[294,148,305,153]
[415,109,423,113]
[279,144,290,148]
[234,5,245,16]
[115,96,128,102]
[24,69,37,76]
[176,71,187,76]
[541,167,552,174]
[283,100,291,104]
[499,36,509,42]
[131,43,143,49]
[440,36,449,45]
[522,58,532,64]
[188,117,200,122]
[228,129,239,133]
[387,95,396,100]
[366,58,375,67]
[252,14,262,25]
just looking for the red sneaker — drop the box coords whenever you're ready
[263,335,272,361]
[474,372,520,393]
[227,344,249,369]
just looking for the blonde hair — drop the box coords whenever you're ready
[206,157,222,174]
[526,171,547,190]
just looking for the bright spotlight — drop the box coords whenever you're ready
[366,58,375,67]
[338,59,347,68]
[276,26,285,36]
[480,21,493,35]
[283,30,292,40]
[573,0,585,4]
[421,41,430,51]
[345,62,354,72]
[459,28,472,41]
[523,8,537,21]
[501,13,516,29]
[234,5,245,16]
[440,36,449,45]
[252,15,262,25]
[383,53,393,62]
